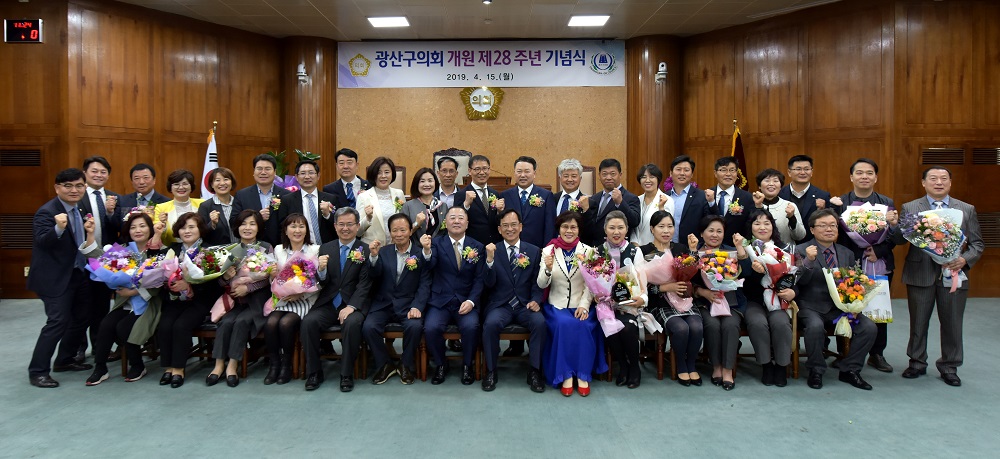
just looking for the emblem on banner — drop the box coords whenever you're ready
[591,52,617,75]
[460,87,505,120]
[349,54,371,77]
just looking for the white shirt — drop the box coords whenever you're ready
[86,186,107,244]
[716,184,736,215]
[439,186,458,209]
[789,183,811,199]
[300,189,322,244]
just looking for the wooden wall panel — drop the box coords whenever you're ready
[683,40,735,140]
[281,37,338,183]
[78,138,151,193]
[981,2,1000,127]
[160,28,220,134]
[224,38,281,141]
[901,2,974,126]
[743,27,800,135]
[78,8,152,131]
[0,2,65,130]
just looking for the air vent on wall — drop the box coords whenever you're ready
[0,149,42,167]
[980,212,1000,248]
[0,214,34,249]
[971,148,1000,165]
[920,148,964,165]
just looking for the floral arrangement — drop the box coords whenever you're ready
[576,247,620,336]
[347,247,365,264]
[899,208,967,292]
[528,195,544,207]
[698,250,744,317]
[462,246,480,264]
[131,253,171,289]
[640,252,699,312]
[727,198,744,215]
[743,238,797,311]
[270,196,281,210]
[487,194,498,209]
[840,202,890,248]
[182,243,242,284]
[265,253,320,315]
[823,263,880,338]
[568,200,581,212]
[394,196,404,212]
[86,243,142,291]
[404,255,419,271]
[513,252,531,269]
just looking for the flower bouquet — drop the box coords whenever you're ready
[899,208,967,293]
[614,261,662,336]
[822,263,881,338]
[86,243,146,312]
[211,244,275,322]
[264,252,320,316]
[642,253,700,312]
[840,202,891,275]
[699,250,744,317]
[273,175,300,193]
[181,243,243,284]
[577,247,621,336]
[123,251,174,315]
[743,238,798,311]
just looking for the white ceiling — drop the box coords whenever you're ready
[113,0,832,40]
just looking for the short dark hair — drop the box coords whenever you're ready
[744,209,784,248]
[469,155,490,167]
[649,210,674,230]
[252,154,277,170]
[232,209,264,240]
[788,155,813,168]
[922,166,952,180]
[366,156,397,185]
[410,167,439,197]
[130,163,155,178]
[173,212,208,239]
[123,212,155,243]
[497,208,522,223]
[598,158,622,172]
[636,164,663,184]
[166,169,195,190]
[335,148,359,162]
[555,211,583,231]
[714,156,738,170]
[207,167,237,193]
[670,155,695,172]
[436,156,458,170]
[55,168,85,184]
[808,208,839,227]
[849,158,879,175]
[513,156,537,170]
[279,213,310,248]
[698,215,726,235]
[755,168,785,186]
[82,156,111,174]
[295,160,319,175]
[387,212,412,230]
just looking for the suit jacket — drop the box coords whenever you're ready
[277,190,337,245]
[707,186,754,244]
[552,191,586,219]
[424,235,486,309]
[537,242,594,310]
[356,187,406,245]
[499,186,555,249]
[197,197,242,246]
[779,184,831,240]
[27,198,83,296]
[315,239,373,314]
[402,197,448,245]
[483,241,544,315]
[793,241,855,314]
[834,191,896,272]
[671,186,712,245]
[368,243,432,316]
[78,188,120,247]
[583,185,641,246]
[233,184,291,246]
[112,190,169,242]
[323,178,371,209]
[462,184,501,245]
[891,197,985,288]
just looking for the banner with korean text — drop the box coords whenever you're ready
[338,40,625,88]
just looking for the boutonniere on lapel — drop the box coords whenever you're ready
[84,212,94,221]
[568,200,581,212]
[439,220,446,231]
[270,196,281,210]
[514,252,531,269]
[528,195,545,207]
[487,194,498,209]
[347,247,365,264]
[462,246,480,264]
[404,255,419,271]
[728,198,744,216]
[394,196,404,212]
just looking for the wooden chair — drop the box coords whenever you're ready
[478,324,532,376]
[735,302,801,379]
[190,321,273,379]
[305,325,366,379]
[420,325,481,382]
[791,302,851,379]
[119,336,159,377]
[553,165,596,197]
[378,322,425,380]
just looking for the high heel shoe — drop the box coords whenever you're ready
[711,376,722,386]
[722,380,735,391]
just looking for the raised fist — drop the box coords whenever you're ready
[829,196,843,207]
[752,191,765,207]
[610,188,623,205]
[687,233,700,252]
[54,213,68,230]
[420,234,433,250]
[369,240,382,254]
[806,245,818,261]
[704,189,715,203]
[785,203,796,217]
[317,254,329,272]
[484,243,496,262]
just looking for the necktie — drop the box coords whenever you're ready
[509,245,518,273]
[93,190,106,242]
[824,248,836,268]
[479,187,487,210]
[454,240,463,270]
[332,244,349,308]
[933,200,944,209]
[718,190,727,217]
[599,192,610,214]
[560,194,570,214]
[70,207,86,270]
[138,194,147,207]
[520,190,528,207]
[345,182,356,208]
[306,194,320,244]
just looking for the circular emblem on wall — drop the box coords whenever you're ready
[591,52,617,75]
[459,87,505,120]
[349,54,371,77]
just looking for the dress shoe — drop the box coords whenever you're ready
[773,365,788,387]
[677,377,691,387]
[503,341,525,357]
[711,376,723,386]
[205,373,222,386]
[107,348,122,363]
[626,367,641,389]
[73,349,86,365]
[30,375,59,388]
[867,354,894,373]
[340,375,354,392]
[398,365,415,385]
[615,371,628,387]
[838,370,872,390]
[807,371,823,389]
[461,365,475,385]
[690,374,703,386]
[941,373,962,387]
[830,358,842,370]
[53,362,93,372]
[721,380,735,391]
[482,371,497,392]
[371,363,398,385]
[86,368,109,386]
[527,369,545,393]
[431,365,449,385]
[226,375,239,387]
[305,372,324,391]
[761,362,775,386]
[170,374,184,388]
[560,386,573,397]
[448,339,463,352]
[577,384,590,397]
[124,366,147,383]
[901,366,927,379]
[159,372,173,386]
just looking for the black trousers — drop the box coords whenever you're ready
[29,270,91,377]
[362,308,423,370]
[82,279,113,353]
[157,299,212,369]
[93,307,143,370]
[482,304,546,372]
[604,310,640,376]
[301,307,365,376]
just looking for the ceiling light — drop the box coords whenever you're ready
[367,17,410,28]
[483,0,492,4]
[568,15,609,27]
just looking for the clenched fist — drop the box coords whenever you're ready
[704,189,715,203]
[54,213,68,230]
[687,233,700,252]
[806,245,818,261]
[484,243,496,263]
[369,240,382,254]
[543,249,554,271]
[752,191,765,208]
[317,254,329,272]
[815,198,826,209]
[785,203,796,217]
[610,188,623,205]
[420,234,433,251]
[465,190,478,207]
[829,196,843,207]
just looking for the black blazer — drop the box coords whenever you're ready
[77,188,120,247]
[323,178,371,209]
[277,190,337,245]
[779,184,831,240]
[793,241,855,314]
[483,241,544,314]
[582,185,641,246]
[315,239,373,314]
[707,186,754,244]
[111,191,169,242]
[27,198,83,296]
[233,185,290,247]
[368,243,432,316]
[197,198,242,246]
[672,186,712,245]
[462,184,501,245]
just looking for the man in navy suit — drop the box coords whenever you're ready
[363,213,430,385]
[111,163,169,241]
[664,155,711,244]
[420,206,485,385]
[552,158,587,223]
[793,209,876,391]
[278,160,336,245]
[27,169,95,387]
[780,154,831,243]
[705,156,753,244]
[499,156,554,249]
[481,209,547,392]
[580,158,640,246]
[322,148,371,209]
[462,154,502,245]
[233,154,291,246]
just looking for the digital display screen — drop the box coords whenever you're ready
[4,19,43,43]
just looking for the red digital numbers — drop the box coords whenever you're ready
[30,30,38,39]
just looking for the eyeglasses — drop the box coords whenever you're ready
[298,171,318,177]
[500,223,520,229]
[790,167,813,173]
[812,224,837,230]
[254,167,274,172]
[471,167,490,173]
[716,168,738,174]
[335,222,357,229]
[171,182,191,189]
[58,183,87,190]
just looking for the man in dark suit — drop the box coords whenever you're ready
[462,154,502,245]
[891,166,985,387]
[435,155,462,210]
[793,208,876,390]
[322,148,371,209]
[234,154,291,246]
[552,158,587,222]
[27,169,95,387]
[363,213,430,385]
[420,206,485,385]
[481,209,547,392]
[580,158,640,246]
[780,154,831,243]
[705,156,753,243]
[301,207,373,392]
[664,155,711,245]
[498,156,554,249]
[111,163,169,241]
[278,160,336,245]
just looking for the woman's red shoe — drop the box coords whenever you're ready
[577,385,590,397]
[560,386,573,397]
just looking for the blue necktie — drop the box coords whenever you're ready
[520,190,528,207]
[560,194,570,214]
[824,248,836,268]
[508,245,520,308]
[332,244,349,308]
[137,194,147,207]
[345,182,355,208]
[70,207,86,270]
[718,190,727,217]
[306,194,320,244]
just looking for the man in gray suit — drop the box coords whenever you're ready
[794,208,876,390]
[890,166,985,387]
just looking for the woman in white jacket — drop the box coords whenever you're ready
[754,168,806,244]
[357,156,405,246]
